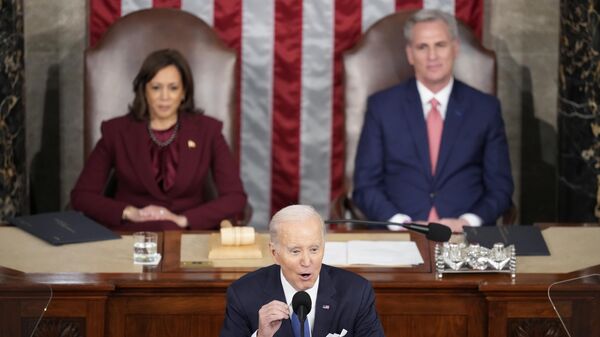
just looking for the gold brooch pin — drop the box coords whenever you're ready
[187,140,196,148]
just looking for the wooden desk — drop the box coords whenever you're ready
[1,228,599,337]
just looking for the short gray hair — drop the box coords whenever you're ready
[269,205,325,245]
[403,9,458,43]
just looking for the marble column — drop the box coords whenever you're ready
[558,0,600,221]
[0,0,25,221]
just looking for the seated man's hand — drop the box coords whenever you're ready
[436,218,469,232]
[257,300,289,337]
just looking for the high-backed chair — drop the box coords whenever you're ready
[85,8,237,154]
[333,10,516,225]
[84,8,251,224]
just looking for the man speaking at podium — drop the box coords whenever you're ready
[220,205,384,337]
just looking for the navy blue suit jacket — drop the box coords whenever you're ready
[220,264,384,337]
[353,78,513,225]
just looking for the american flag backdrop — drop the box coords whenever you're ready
[89,0,483,228]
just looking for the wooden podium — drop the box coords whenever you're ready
[1,225,599,337]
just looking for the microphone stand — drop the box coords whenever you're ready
[325,219,452,242]
[298,306,306,337]
[326,218,403,227]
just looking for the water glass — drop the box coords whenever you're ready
[133,231,159,264]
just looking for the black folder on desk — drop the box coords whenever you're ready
[9,211,120,245]
[463,226,550,256]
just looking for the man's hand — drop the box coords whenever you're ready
[436,218,469,232]
[257,300,289,337]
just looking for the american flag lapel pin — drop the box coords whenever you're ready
[322,304,330,310]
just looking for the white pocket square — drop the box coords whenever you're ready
[326,329,347,337]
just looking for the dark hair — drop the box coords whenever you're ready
[129,49,197,120]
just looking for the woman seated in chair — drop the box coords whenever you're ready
[71,49,247,230]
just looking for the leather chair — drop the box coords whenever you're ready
[332,10,516,225]
[84,8,251,225]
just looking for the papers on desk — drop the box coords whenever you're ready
[323,241,424,266]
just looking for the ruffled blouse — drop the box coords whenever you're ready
[148,124,179,192]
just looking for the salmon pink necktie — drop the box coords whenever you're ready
[427,98,443,221]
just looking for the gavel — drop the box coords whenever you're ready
[219,220,255,246]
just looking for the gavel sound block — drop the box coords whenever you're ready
[208,224,263,260]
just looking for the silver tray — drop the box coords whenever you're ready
[434,242,516,278]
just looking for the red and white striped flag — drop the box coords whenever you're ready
[90,0,483,228]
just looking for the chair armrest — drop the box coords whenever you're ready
[232,203,253,227]
[500,203,518,226]
[330,193,367,220]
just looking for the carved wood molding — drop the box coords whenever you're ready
[507,318,568,337]
[22,318,84,337]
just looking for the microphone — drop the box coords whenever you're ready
[292,291,311,337]
[325,219,452,242]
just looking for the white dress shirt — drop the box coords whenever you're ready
[281,271,318,334]
[388,78,482,229]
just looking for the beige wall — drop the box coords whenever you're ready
[24,0,85,211]
[23,1,560,221]
[484,0,560,222]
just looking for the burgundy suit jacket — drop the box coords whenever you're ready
[71,113,247,230]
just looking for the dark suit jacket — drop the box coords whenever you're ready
[220,264,384,337]
[353,78,513,225]
[71,113,247,230]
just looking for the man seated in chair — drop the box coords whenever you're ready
[353,9,513,232]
